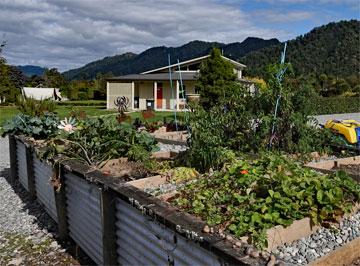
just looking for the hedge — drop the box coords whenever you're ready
[312,96,360,115]
[57,100,106,106]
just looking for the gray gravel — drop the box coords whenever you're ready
[158,142,188,152]
[273,211,360,265]
[312,112,360,126]
[0,137,81,265]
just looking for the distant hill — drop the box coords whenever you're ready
[63,38,280,80]
[241,20,360,78]
[17,65,46,77]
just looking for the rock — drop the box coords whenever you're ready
[203,225,210,233]
[235,241,242,247]
[267,255,276,266]
[309,242,317,249]
[49,241,59,249]
[226,235,233,241]
[7,257,23,266]
[250,250,259,258]
[336,237,343,244]
[261,250,270,259]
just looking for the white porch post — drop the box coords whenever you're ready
[131,82,135,110]
[106,81,110,109]
[176,80,180,111]
[154,81,157,110]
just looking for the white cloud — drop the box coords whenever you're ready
[0,0,291,71]
[254,10,314,23]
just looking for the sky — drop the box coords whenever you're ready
[0,0,359,72]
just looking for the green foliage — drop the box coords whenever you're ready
[127,144,151,162]
[56,100,106,106]
[16,96,56,116]
[42,117,158,167]
[0,41,22,103]
[195,48,237,109]
[242,20,360,95]
[173,154,360,248]
[311,96,360,115]
[1,113,59,139]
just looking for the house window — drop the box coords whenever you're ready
[179,84,186,99]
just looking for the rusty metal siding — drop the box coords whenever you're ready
[16,140,28,190]
[32,155,58,222]
[115,199,221,266]
[65,173,103,265]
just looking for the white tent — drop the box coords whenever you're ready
[22,87,64,101]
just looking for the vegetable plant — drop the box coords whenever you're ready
[173,153,360,249]
[1,113,59,139]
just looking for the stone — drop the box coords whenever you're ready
[7,257,23,266]
[267,255,276,266]
[226,235,233,241]
[336,237,343,244]
[235,241,242,247]
[250,250,259,258]
[309,242,317,249]
[203,225,210,233]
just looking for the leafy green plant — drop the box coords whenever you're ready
[173,153,360,249]
[41,117,159,168]
[1,113,59,139]
[16,96,56,116]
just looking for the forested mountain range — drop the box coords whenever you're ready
[241,20,360,78]
[17,65,46,77]
[63,38,280,80]
[62,20,359,84]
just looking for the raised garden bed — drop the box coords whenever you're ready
[306,156,360,182]
[7,135,360,266]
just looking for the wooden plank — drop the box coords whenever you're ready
[54,165,68,241]
[100,188,117,265]
[310,237,360,266]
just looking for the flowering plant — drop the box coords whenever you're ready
[58,117,77,133]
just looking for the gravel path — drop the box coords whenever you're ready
[312,112,360,125]
[273,212,360,265]
[0,137,87,265]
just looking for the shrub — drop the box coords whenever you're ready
[57,100,106,106]
[16,96,56,116]
[311,96,360,115]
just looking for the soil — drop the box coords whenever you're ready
[101,158,151,180]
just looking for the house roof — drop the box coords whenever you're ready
[107,72,198,82]
[141,54,246,74]
[22,87,62,100]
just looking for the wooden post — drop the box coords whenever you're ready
[154,81,158,110]
[8,135,18,185]
[25,144,36,199]
[176,80,180,111]
[100,188,118,265]
[54,165,69,241]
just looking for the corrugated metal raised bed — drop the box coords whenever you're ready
[65,172,103,265]
[16,139,28,190]
[33,154,58,222]
[115,198,221,266]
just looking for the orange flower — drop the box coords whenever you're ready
[240,170,248,175]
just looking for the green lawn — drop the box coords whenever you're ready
[0,105,184,126]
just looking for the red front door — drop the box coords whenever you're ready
[157,83,163,109]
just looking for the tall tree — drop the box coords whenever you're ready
[195,48,237,109]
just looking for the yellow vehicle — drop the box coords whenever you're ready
[325,119,360,145]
